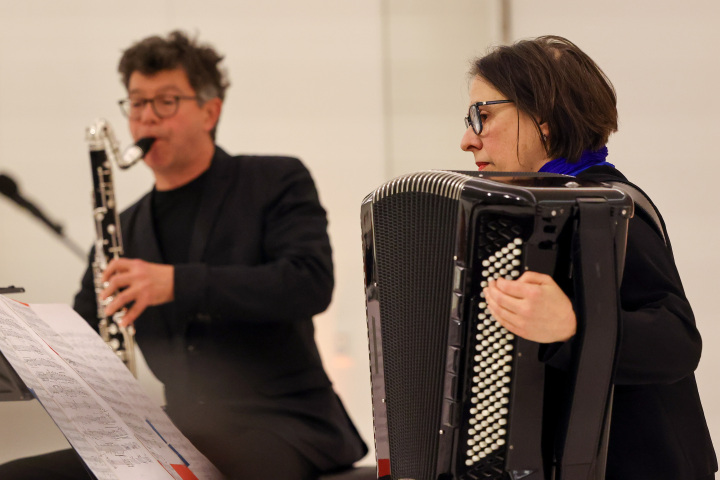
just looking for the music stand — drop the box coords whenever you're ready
[0,286,33,401]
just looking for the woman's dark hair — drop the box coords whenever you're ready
[118,30,229,139]
[470,35,617,163]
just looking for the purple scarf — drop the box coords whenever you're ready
[539,146,614,176]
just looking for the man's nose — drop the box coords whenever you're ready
[138,100,160,123]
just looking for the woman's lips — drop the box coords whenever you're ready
[476,162,490,171]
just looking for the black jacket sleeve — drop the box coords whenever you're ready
[610,211,701,384]
[72,250,100,330]
[172,156,334,323]
[544,167,701,385]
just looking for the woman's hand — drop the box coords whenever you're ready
[483,271,576,343]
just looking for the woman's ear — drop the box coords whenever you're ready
[540,122,550,141]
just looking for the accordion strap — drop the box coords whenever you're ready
[607,180,667,246]
[559,198,621,480]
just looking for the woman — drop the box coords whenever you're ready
[461,35,716,480]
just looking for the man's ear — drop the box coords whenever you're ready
[203,97,223,133]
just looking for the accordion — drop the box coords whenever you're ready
[361,171,633,480]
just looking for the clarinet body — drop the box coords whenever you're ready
[86,119,154,376]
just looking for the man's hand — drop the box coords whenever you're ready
[483,271,576,343]
[101,258,174,327]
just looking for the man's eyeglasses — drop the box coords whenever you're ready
[464,100,514,135]
[119,94,200,120]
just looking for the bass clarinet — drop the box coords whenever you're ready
[86,119,154,376]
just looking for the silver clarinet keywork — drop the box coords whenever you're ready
[86,119,155,376]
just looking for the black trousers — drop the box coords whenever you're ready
[0,429,319,480]
[0,450,91,480]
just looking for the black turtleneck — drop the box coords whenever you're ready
[151,168,209,264]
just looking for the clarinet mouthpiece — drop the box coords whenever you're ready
[120,137,156,169]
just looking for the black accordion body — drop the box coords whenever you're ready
[361,171,633,480]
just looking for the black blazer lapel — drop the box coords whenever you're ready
[187,147,238,262]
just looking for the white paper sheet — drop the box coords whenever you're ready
[0,296,225,480]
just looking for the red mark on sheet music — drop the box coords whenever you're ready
[43,342,59,356]
[171,464,199,480]
[378,458,391,477]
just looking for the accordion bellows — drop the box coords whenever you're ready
[361,171,632,480]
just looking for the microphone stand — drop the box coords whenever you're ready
[19,214,86,261]
[55,227,87,261]
[0,173,86,262]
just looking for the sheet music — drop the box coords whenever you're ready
[0,295,224,480]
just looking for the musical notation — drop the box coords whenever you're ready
[0,296,224,480]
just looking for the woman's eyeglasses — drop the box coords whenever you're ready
[464,100,514,135]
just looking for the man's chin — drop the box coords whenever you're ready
[143,156,172,173]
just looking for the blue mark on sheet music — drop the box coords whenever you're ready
[168,444,189,467]
[146,419,189,467]
[145,419,167,443]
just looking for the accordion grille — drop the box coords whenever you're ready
[373,191,458,479]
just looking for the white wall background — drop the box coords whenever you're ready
[0,0,718,470]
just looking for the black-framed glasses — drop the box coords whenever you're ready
[464,100,514,135]
[118,94,200,120]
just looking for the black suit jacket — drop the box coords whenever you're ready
[74,147,367,472]
[543,166,716,479]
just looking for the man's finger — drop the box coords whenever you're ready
[101,272,133,300]
[104,286,136,316]
[119,303,143,327]
[101,259,120,283]
[101,257,131,283]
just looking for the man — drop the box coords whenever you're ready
[0,31,366,479]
